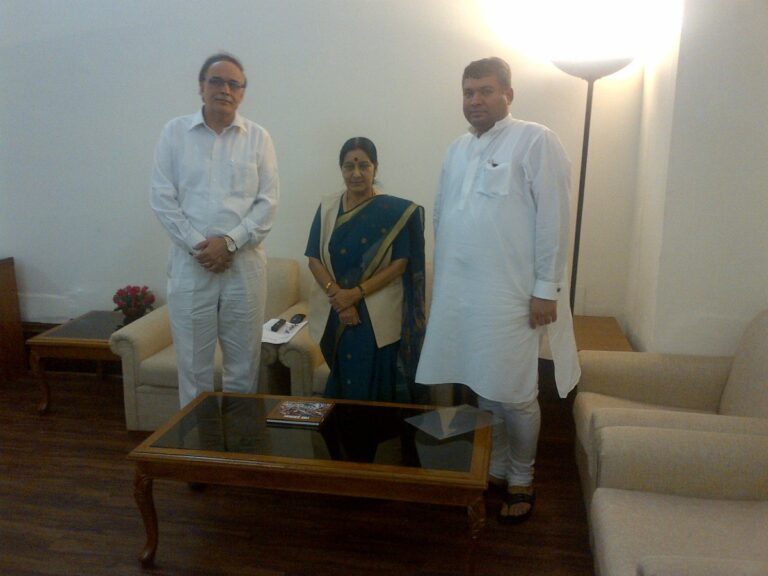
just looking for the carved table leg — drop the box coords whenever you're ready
[31,351,50,414]
[465,494,486,574]
[133,468,158,567]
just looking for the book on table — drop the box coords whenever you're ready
[266,400,334,427]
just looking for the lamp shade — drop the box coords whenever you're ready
[552,58,633,81]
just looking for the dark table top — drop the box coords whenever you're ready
[27,310,125,344]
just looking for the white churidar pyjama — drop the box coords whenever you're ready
[478,395,541,486]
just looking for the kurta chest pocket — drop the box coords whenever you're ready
[478,162,512,197]
[229,161,260,195]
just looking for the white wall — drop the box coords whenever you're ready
[629,0,768,355]
[624,28,682,350]
[1,0,641,323]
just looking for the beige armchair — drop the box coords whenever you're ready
[589,425,768,576]
[109,257,300,431]
[573,309,768,503]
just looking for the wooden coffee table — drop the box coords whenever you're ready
[26,310,123,413]
[129,393,492,570]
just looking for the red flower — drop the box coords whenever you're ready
[113,284,156,316]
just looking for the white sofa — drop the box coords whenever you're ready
[109,257,300,431]
[572,310,768,575]
[590,424,768,576]
[573,309,768,505]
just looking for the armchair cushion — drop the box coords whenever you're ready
[582,409,768,484]
[139,345,223,390]
[638,556,768,576]
[594,426,768,500]
[591,488,768,576]
[573,391,705,467]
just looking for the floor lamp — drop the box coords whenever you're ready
[553,58,633,311]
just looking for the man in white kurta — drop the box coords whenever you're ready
[416,57,579,523]
[151,53,279,407]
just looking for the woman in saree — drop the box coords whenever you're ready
[305,137,427,403]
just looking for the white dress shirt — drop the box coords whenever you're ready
[150,109,279,253]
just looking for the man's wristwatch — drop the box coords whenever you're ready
[224,235,237,254]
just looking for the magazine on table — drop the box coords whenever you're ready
[266,400,334,428]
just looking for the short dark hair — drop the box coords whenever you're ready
[198,52,247,88]
[338,137,378,167]
[462,57,511,90]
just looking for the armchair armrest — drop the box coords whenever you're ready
[578,350,732,411]
[277,301,325,397]
[595,426,768,500]
[109,305,172,363]
[109,305,173,430]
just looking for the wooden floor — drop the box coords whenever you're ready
[0,365,593,576]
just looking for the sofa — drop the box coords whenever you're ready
[572,310,768,575]
[573,309,768,505]
[590,424,768,576]
[109,257,301,431]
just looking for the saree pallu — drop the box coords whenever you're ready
[311,194,427,402]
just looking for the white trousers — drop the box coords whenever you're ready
[477,394,541,486]
[167,247,266,407]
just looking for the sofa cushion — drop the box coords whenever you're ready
[591,488,768,576]
[139,345,223,390]
[720,309,768,418]
[573,392,697,461]
[264,257,300,319]
[638,555,768,576]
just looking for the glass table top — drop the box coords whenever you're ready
[34,310,125,341]
[151,395,477,473]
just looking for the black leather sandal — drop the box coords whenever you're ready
[497,490,536,525]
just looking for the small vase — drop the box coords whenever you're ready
[122,310,144,326]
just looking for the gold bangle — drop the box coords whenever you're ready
[324,280,333,292]
[358,284,366,298]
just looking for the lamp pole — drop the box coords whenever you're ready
[552,58,633,311]
[570,76,596,310]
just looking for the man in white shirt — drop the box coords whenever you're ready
[416,57,579,524]
[151,53,279,407]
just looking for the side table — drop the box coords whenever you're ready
[572,315,634,351]
[27,310,123,413]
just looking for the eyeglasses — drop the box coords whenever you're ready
[206,77,246,91]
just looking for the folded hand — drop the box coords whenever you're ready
[338,307,361,326]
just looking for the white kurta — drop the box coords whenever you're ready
[415,115,580,402]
